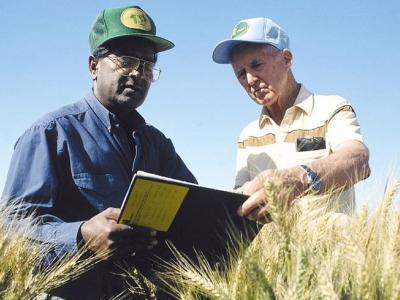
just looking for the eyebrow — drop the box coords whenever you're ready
[234,57,263,76]
[235,67,245,77]
[111,51,155,62]
[249,58,262,67]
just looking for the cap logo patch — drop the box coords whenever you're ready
[121,8,151,31]
[231,22,248,39]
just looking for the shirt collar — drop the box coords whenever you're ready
[258,84,314,128]
[84,91,146,133]
[292,84,313,116]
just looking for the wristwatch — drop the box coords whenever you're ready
[299,164,321,193]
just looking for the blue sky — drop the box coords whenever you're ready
[0,1,399,207]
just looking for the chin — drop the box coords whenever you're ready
[262,96,278,106]
[252,97,271,106]
[117,96,145,111]
[127,100,145,111]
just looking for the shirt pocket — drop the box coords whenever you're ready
[72,173,125,210]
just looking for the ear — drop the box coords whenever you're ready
[282,49,293,67]
[88,55,98,80]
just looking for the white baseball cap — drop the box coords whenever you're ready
[212,17,290,64]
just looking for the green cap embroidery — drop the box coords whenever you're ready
[231,22,249,39]
[120,8,151,31]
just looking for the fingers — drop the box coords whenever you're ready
[243,205,271,224]
[237,188,273,224]
[240,170,274,195]
[110,236,158,252]
[237,189,266,217]
[255,207,272,224]
[241,179,260,195]
[246,208,260,222]
[110,225,157,242]
[102,226,158,260]
[102,207,121,221]
[130,225,157,237]
[81,208,160,260]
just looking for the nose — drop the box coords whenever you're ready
[246,72,258,86]
[127,62,148,80]
[128,69,141,77]
[127,68,148,81]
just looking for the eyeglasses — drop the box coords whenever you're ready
[106,55,161,82]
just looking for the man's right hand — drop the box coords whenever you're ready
[80,207,157,260]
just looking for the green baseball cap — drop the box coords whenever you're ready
[89,5,174,53]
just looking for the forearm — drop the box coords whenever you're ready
[252,140,370,198]
[238,140,370,221]
[31,217,84,266]
[305,140,370,193]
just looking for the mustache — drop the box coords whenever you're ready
[118,78,149,93]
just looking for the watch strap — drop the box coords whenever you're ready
[299,164,321,193]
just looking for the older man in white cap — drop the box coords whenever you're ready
[212,17,370,222]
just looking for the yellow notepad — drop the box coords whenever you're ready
[117,171,256,263]
[119,177,189,231]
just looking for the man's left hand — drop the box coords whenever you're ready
[237,168,306,223]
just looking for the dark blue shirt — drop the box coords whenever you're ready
[1,92,197,298]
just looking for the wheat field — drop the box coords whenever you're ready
[0,203,102,300]
[1,179,399,299]
[156,179,400,300]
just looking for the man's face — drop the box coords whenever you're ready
[231,43,292,108]
[90,38,157,114]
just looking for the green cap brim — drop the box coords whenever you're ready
[97,33,175,53]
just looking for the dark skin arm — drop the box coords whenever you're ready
[80,207,157,260]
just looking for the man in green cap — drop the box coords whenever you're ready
[2,5,196,299]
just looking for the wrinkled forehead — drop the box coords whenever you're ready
[230,43,280,69]
[231,43,278,61]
